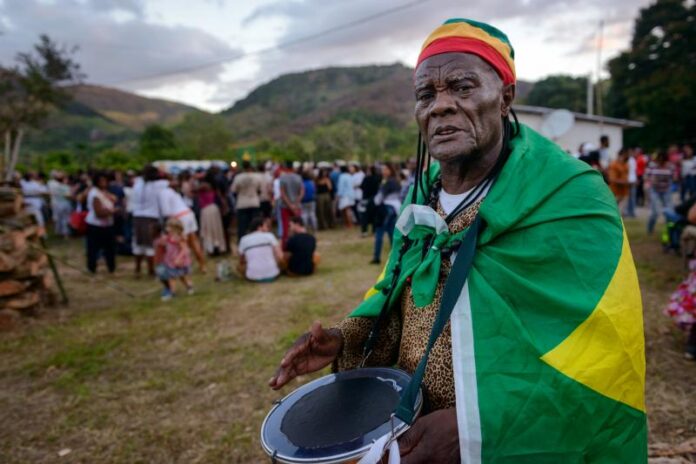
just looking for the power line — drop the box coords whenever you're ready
[105,0,434,86]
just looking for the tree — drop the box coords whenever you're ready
[606,0,695,148]
[0,35,83,181]
[173,112,232,159]
[139,124,178,161]
[35,150,79,173]
[94,149,143,171]
[524,75,589,113]
[284,136,315,161]
[253,138,285,160]
[309,120,368,161]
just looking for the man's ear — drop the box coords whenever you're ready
[501,84,515,117]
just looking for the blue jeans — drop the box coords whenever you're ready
[648,189,673,233]
[663,209,685,248]
[624,185,637,217]
[373,206,397,262]
[684,175,696,200]
[275,205,283,237]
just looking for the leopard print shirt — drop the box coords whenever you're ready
[334,199,482,411]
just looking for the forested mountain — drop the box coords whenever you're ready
[70,84,199,130]
[223,63,533,143]
[24,64,534,162]
[23,84,200,154]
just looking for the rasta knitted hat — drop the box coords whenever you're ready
[417,18,516,85]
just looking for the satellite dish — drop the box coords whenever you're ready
[540,109,575,140]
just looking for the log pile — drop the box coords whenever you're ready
[0,187,56,330]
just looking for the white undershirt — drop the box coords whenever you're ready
[439,183,492,215]
[439,189,471,215]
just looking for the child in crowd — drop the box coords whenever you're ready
[154,218,193,301]
[665,260,696,360]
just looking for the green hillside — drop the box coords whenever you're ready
[223,64,414,139]
[69,84,199,130]
[23,102,133,155]
[223,63,534,143]
[222,64,533,160]
[23,64,536,163]
[23,84,200,156]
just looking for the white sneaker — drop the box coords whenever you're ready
[161,289,173,302]
[187,287,194,296]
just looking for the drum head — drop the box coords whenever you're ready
[261,367,422,464]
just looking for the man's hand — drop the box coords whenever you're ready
[399,408,459,463]
[268,321,343,390]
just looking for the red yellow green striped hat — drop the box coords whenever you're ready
[417,18,516,85]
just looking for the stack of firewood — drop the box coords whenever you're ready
[0,187,56,330]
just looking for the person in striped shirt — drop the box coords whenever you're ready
[646,150,676,234]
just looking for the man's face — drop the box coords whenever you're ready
[414,53,512,163]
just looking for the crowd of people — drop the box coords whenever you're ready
[10,146,696,356]
[576,139,696,359]
[597,142,695,235]
[12,159,419,299]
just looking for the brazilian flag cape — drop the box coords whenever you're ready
[350,125,647,463]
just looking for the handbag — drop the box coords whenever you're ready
[69,210,88,235]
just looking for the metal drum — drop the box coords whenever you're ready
[261,367,422,464]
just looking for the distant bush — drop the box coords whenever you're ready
[93,150,143,171]
[33,150,80,174]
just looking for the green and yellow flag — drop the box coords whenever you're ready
[351,124,646,463]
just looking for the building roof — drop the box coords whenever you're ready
[513,104,644,128]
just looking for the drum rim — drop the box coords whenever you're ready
[260,367,423,464]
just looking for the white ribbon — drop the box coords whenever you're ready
[395,204,448,236]
[357,433,400,464]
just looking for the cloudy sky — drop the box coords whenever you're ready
[0,0,651,112]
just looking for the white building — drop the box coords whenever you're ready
[514,104,643,160]
[152,159,229,173]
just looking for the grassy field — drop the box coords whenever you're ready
[0,218,694,463]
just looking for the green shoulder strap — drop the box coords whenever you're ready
[395,215,482,424]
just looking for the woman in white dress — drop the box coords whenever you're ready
[85,172,116,273]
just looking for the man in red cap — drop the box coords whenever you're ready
[271,18,646,463]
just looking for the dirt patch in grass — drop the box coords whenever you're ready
[624,219,696,453]
[0,222,694,462]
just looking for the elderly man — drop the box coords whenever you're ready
[270,19,646,463]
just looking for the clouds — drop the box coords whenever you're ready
[87,0,144,15]
[0,0,240,94]
[234,0,650,104]
[0,0,652,112]
[243,0,646,64]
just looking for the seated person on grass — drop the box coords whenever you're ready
[284,216,318,276]
[238,216,282,282]
[669,197,696,256]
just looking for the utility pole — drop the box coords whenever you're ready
[596,20,605,133]
[586,72,594,116]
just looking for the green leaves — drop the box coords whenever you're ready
[606,0,695,149]
[139,124,178,161]
[1,34,83,131]
[523,75,590,114]
[171,112,232,160]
